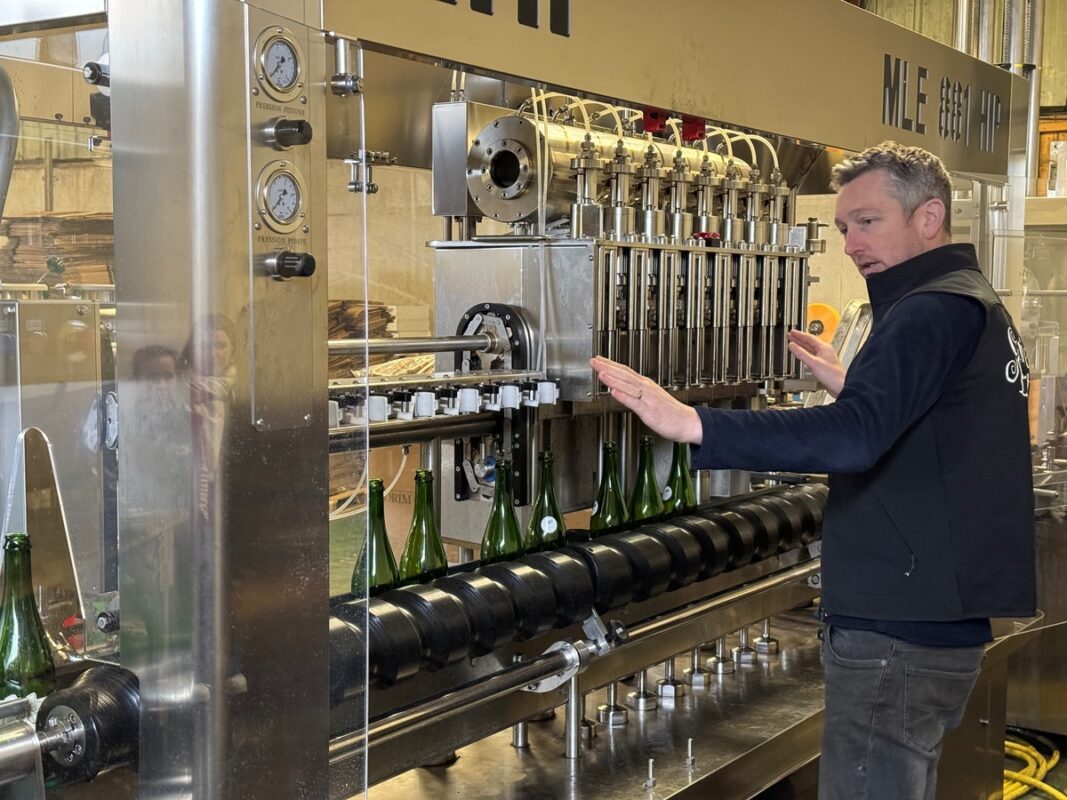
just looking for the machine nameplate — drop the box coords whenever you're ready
[324,0,1015,175]
[882,52,1003,155]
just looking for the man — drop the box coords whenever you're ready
[590,141,1035,800]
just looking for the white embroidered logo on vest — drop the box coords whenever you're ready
[1005,327,1030,397]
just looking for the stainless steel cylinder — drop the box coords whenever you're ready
[511,720,529,749]
[465,113,741,224]
[327,333,500,357]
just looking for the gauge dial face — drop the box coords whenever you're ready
[265,172,300,224]
[263,37,298,92]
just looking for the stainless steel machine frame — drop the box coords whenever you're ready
[0,1,1037,799]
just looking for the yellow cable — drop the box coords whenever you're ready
[1003,736,1064,800]
[1004,770,1067,800]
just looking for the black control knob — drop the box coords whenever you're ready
[267,118,313,149]
[96,610,120,633]
[268,250,316,280]
[82,61,110,87]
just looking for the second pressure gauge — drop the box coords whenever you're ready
[256,161,308,234]
[256,28,303,102]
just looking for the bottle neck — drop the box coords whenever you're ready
[412,479,435,524]
[603,449,620,481]
[1,547,33,606]
[638,442,655,470]
[369,485,386,526]
[494,466,512,506]
[539,458,555,494]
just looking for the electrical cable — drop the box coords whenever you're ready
[1003,728,1067,799]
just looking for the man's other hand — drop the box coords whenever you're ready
[787,330,845,398]
[589,356,702,444]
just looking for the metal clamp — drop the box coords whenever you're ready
[329,36,362,96]
[346,150,397,194]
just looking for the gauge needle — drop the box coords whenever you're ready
[270,57,287,78]
[271,189,289,212]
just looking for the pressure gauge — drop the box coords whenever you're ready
[255,28,303,102]
[266,172,300,224]
[256,161,308,234]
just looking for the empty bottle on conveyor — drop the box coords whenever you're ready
[480,458,524,563]
[397,469,448,584]
[591,441,630,532]
[663,440,697,514]
[352,478,400,596]
[0,533,56,699]
[630,435,665,522]
[525,450,566,551]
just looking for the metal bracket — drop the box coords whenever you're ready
[329,36,362,96]
[346,150,397,194]
[521,640,585,694]
[524,611,620,693]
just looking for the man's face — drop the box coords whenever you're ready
[834,169,938,278]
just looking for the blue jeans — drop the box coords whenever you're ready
[818,626,984,800]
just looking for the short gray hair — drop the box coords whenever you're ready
[830,141,953,235]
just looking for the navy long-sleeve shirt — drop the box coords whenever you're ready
[690,248,992,646]
[691,289,985,473]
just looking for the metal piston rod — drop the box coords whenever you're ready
[327,333,505,356]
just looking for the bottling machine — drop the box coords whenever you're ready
[0,1,1038,798]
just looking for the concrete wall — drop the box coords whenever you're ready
[866,0,1067,108]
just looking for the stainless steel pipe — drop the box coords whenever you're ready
[329,413,498,450]
[327,334,501,357]
[330,649,573,760]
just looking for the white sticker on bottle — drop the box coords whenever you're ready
[662,486,673,501]
[591,501,599,515]
[540,516,558,534]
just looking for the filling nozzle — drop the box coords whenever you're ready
[570,134,605,238]
[604,140,636,238]
[667,151,691,215]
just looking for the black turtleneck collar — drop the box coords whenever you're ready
[865,243,980,310]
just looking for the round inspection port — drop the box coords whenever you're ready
[489,149,522,191]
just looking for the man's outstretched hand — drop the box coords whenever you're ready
[787,330,845,398]
[589,356,703,444]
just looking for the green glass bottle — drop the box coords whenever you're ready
[590,441,630,532]
[480,459,525,563]
[663,441,697,514]
[397,469,449,584]
[630,435,665,522]
[352,478,400,596]
[0,533,56,699]
[525,451,566,551]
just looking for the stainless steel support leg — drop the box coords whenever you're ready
[596,682,629,726]
[564,674,596,759]
[457,546,476,563]
[706,636,734,675]
[656,656,685,698]
[683,646,710,688]
[754,618,780,655]
[511,720,529,749]
[732,624,758,665]
[625,669,658,711]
